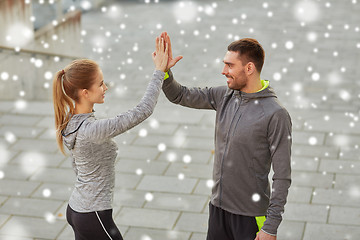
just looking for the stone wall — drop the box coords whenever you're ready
[0,0,82,100]
[0,0,34,48]
[0,46,76,100]
[29,10,82,57]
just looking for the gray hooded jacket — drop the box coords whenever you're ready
[162,70,292,235]
[62,70,164,212]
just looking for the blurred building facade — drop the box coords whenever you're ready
[0,0,101,100]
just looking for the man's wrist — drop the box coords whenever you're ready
[261,229,277,236]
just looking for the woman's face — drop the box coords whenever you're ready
[87,69,108,104]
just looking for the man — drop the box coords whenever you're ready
[159,32,292,240]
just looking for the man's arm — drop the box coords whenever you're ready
[162,70,227,110]
[261,108,292,236]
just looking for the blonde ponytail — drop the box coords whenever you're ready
[52,59,100,155]
[52,70,75,155]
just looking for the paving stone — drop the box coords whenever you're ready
[114,173,142,189]
[0,164,37,180]
[131,120,179,136]
[35,116,54,128]
[334,174,360,190]
[117,145,159,161]
[157,149,213,164]
[312,188,360,207]
[0,148,18,166]
[10,139,58,153]
[165,162,212,179]
[190,233,207,240]
[119,225,130,237]
[11,102,53,116]
[30,167,75,184]
[0,179,41,197]
[303,223,360,240]
[291,156,319,171]
[277,220,305,240]
[55,202,68,222]
[115,207,180,229]
[115,158,169,175]
[113,189,147,209]
[0,125,45,139]
[325,133,360,147]
[31,182,73,201]
[0,102,13,112]
[124,227,191,240]
[287,186,313,203]
[305,113,360,134]
[37,127,56,140]
[0,197,63,217]
[11,151,65,168]
[329,206,360,226]
[0,196,8,205]
[145,192,208,213]
[291,171,334,188]
[182,137,214,151]
[137,175,197,194]
[0,115,42,127]
[292,131,326,145]
[0,235,32,240]
[0,216,66,239]
[292,144,339,159]
[152,107,205,125]
[174,124,215,138]
[282,203,329,223]
[0,214,10,227]
[113,132,138,145]
[59,156,73,169]
[193,179,213,196]
[175,212,208,233]
[339,147,360,161]
[133,134,186,149]
[319,159,360,174]
[56,225,75,240]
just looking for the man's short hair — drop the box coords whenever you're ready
[227,38,265,73]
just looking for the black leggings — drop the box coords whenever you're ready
[66,205,123,240]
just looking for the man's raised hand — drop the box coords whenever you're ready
[160,32,183,72]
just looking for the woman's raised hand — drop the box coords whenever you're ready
[152,37,169,72]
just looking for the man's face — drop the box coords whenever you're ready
[222,51,248,91]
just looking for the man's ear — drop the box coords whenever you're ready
[246,62,256,75]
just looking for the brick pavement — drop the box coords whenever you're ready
[0,0,359,239]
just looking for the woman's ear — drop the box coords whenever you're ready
[79,89,89,99]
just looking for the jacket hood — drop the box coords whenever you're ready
[225,80,277,101]
[62,112,94,150]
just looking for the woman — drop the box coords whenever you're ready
[52,37,168,239]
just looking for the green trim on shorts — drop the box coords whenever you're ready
[255,216,266,234]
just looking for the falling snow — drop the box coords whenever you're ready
[252,193,261,202]
[0,0,359,239]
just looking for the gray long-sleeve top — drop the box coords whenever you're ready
[162,70,292,235]
[62,70,165,212]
